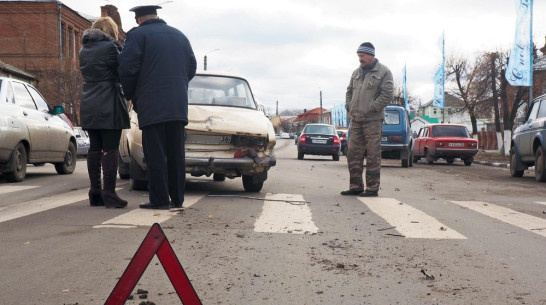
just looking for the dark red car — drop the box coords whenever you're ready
[413,124,478,166]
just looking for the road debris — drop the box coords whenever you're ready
[207,194,310,205]
[386,233,405,237]
[377,226,397,231]
[421,269,435,280]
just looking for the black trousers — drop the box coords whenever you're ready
[142,121,186,205]
[87,129,122,153]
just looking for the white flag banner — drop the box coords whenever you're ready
[505,0,533,86]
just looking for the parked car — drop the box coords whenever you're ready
[337,129,349,155]
[297,123,340,161]
[281,132,290,139]
[118,72,277,192]
[73,127,90,156]
[413,124,478,166]
[510,94,546,181]
[381,105,414,167]
[0,77,77,182]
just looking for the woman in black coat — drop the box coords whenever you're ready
[79,17,130,208]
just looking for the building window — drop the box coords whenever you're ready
[68,27,73,58]
[433,108,437,115]
[61,22,66,57]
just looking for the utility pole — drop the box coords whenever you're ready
[319,90,323,123]
[204,49,220,71]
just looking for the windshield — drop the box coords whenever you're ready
[304,125,335,134]
[384,110,400,125]
[188,75,256,109]
[431,125,469,137]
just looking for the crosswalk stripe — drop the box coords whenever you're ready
[93,193,205,229]
[536,202,546,206]
[0,189,88,224]
[359,197,466,239]
[254,193,319,234]
[452,201,546,238]
[0,185,40,195]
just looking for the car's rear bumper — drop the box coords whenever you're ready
[186,156,277,168]
[381,143,409,152]
[298,144,340,155]
[433,148,478,157]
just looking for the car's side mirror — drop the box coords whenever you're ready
[53,105,64,115]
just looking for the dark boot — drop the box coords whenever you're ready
[102,150,127,208]
[87,151,104,206]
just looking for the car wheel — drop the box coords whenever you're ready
[130,156,148,191]
[535,146,546,182]
[298,152,304,160]
[446,158,455,164]
[463,157,473,166]
[402,150,411,168]
[409,150,414,167]
[332,153,340,161]
[5,143,27,182]
[510,149,524,178]
[118,154,130,180]
[413,156,419,164]
[213,173,226,181]
[425,150,434,165]
[242,175,264,192]
[54,142,77,175]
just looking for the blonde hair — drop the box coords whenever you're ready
[91,16,119,41]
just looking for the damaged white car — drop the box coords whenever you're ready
[118,72,277,192]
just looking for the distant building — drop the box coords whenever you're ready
[0,59,37,85]
[293,108,329,132]
[0,0,125,125]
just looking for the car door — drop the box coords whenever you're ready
[518,99,541,160]
[26,84,70,159]
[414,127,425,157]
[11,81,50,160]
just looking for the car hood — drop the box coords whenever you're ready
[187,105,275,140]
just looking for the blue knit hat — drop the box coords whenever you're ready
[357,42,375,56]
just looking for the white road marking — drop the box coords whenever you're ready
[93,193,204,229]
[254,193,319,234]
[0,185,40,195]
[0,189,88,224]
[536,202,546,206]
[359,197,466,239]
[452,201,546,238]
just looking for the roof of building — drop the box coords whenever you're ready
[0,59,36,80]
[294,107,328,122]
[420,92,464,109]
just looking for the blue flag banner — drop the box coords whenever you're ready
[505,0,533,86]
[433,33,445,109]
[403,64,409,111]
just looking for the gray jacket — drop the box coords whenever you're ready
[345,60,394,123]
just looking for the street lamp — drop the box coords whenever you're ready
[204,49,220,71]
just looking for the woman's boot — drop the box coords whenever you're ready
[87,151,104,206]
[101,150,128,208]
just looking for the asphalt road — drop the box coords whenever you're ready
[1,139,545,304]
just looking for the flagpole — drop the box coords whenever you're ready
[529,0,534,105]
[442,33,445,123]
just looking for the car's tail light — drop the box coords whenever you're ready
[299,135,307,143]
[333,136,340,145]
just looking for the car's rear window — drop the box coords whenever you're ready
[431,125,469,137]
[188,75,256,109]
[304,125,335,134]
[384,110,400,125]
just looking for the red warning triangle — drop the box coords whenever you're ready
[105,223,202,305]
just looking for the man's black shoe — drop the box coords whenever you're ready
[170,202,183,208]
[139,202,170,210]
[340,189,363,196]
[360,190,378,197]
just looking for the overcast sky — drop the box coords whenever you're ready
[62,0,546,114]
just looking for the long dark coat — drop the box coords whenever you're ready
[79,29,130,130]
[118,19,197,129]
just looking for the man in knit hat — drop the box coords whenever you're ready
[341,42,394,197]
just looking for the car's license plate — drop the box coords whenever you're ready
[381,137,388,141]
[449,143,464,147]
[312,139,327,144]
[186,134,232,144]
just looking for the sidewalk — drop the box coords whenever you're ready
[473,150,510,168]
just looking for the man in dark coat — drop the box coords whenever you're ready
[118,5,197,209]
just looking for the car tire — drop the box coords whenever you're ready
[242,175,264,192]
[130,156,148,191]
[446,158,455,164]
[535,146,546,182]
[409,150,414,167]
[5,143,27,182]
[118,154,130,179]
[463,157,473,166]
[54,141,77,175]
[333,153,340,161]
[213,173,226,182]
[298,152,304,160]
[510,149,524,178]
[425,150,434,165]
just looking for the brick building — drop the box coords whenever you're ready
[0,0,125,125]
